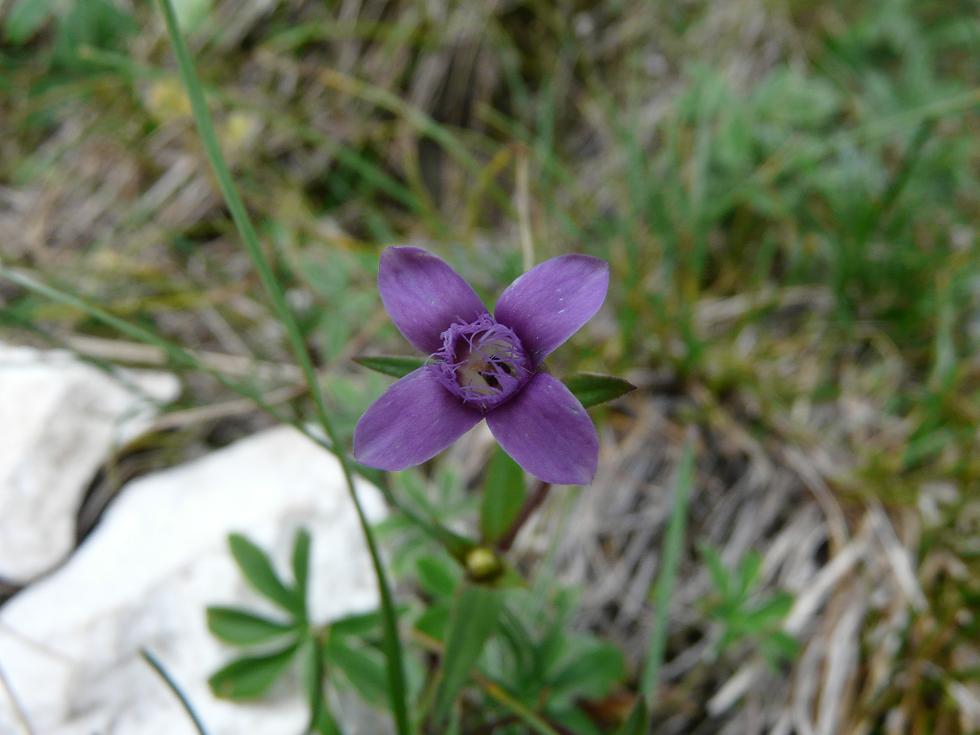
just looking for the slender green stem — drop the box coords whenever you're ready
[155,2,411,732]
[140,649,210,735]
[475,677,560,735]
[641,440,695,701]
[496,480,551,552]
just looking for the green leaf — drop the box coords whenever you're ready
[414,602,451,642]
[735,550,763,600]
[742,592,794,628]
[562,373,636,408]
[615,699,650,735]
[325,639,389,706]
[330,609,387,639]
[227,533,302,617]
[700,544,732,599]
[416,555,461,599]
[208,642,300,700]
[206,606,297,646]
[434,583,503,720]
[354,355,426,379]
[760,630,800,667]
[550,709,604,735]
[54,0,136,66]
[299,638,322,729]
[291,528,312,620]
[550,638,626,700]
[479,448,526,544]
[300,637,343,735]
[314,707,343,735]
[3,0,56,44]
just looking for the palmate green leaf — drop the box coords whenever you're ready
[227,533,302,617]
[741,592,794,629]
[324,638,389,707]
[479,448,526,544]
[735,550,763,600]
[206,606,298,646]
[760,630,801,668]
[208,642,300,701]
[700,543,732,599]
[3,0,57,44]
[615,699,650,735]
[353,355,426,379]
[329,608,388,639]
[299,638,321,726]
[54,0,137,67]
[416,555,461,599]
[563,373,636,408]
[549,637,626,701]
[414,602,451,642]
[291,528,312,620]
[434,583,503,721]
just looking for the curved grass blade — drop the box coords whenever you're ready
[641,441,694,700]
[141,648,210,735]
[155,1,410,730]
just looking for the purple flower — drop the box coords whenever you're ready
[353,246,609,485]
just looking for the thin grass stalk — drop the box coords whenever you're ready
[155,2,411,731]
[641,440,695,701]
[140,649,209,735]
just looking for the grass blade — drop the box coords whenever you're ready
[155,1,410,731]
[141,648,210,735]
[641,440,695,700]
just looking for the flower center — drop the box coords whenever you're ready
[431,314,531,410]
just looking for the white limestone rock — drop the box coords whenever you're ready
[0,343,179,581]
[0,426,391,735]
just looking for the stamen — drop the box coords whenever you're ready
[430,314,531,410]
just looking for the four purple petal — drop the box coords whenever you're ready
[486,372,598,485]
[353,367,483,471]
[494,254,609,364]
[377,246,487,354]
[354,246,609,485]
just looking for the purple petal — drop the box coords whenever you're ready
[486,372,598,485]
[494,254,608,363]
[379,246,487,354]
[354,368,483,471]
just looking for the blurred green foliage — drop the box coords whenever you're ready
[2,0,977,731]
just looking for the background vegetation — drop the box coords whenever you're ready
[1,0,977,732]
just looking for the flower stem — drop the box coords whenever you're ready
[155,2,411,732]
[497,480,551,552]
